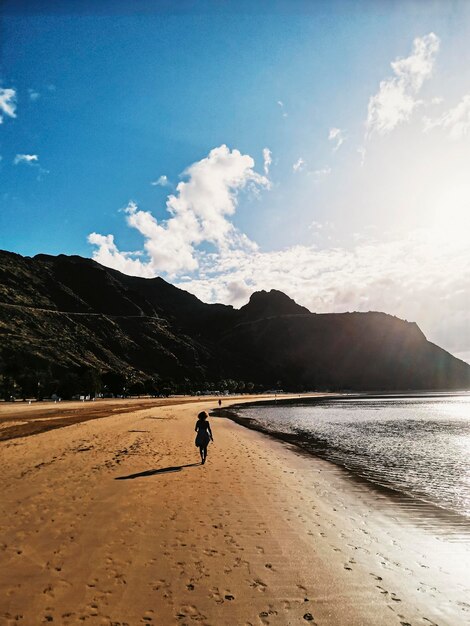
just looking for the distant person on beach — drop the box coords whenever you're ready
[195,411,213,465]
[218,398,222,407]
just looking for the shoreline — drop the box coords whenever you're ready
[218,400,470,539]
[1,396,469,625]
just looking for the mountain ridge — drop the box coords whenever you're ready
[0,249,469,397]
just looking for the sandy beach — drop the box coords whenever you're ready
[1,396,468,626]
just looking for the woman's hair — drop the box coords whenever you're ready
[198,411,208,421]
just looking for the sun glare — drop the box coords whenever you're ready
[427,183,470,245]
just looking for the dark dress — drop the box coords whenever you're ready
[195,419,211,447]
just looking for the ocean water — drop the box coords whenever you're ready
[234,394,470,523]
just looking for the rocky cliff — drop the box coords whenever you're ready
[1,249,469,396]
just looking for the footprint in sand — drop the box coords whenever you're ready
[259,607,279,624]
[3,614,24,624]
[176,605,207,621]
[250,579,267,592]
[88,603,99,616]
[142,609,155,622]
[208,587,224,604]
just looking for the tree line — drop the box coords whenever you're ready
[0,365,258,401]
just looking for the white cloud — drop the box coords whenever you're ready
[423,94,470,139]
[357,145,366,166]
[328,127,345,151]
[14,154,39,165]
[28,89,40,101]
[225,278,253,303]
[309,220,334,232]
[0,87,17,123]
[151,175,170,187]
[293,157,305,172]
[87,233,156,278]
[89,145,270,277]
[312,166,331,182]
[277,100,288,118]
[262,148,272,175]
[13,153,49,178]
[366,33,440,137]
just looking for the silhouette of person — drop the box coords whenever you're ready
[218,398,222,408]
[195,410,213,465]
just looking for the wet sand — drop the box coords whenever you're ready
[0,396,468,625]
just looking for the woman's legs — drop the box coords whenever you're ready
[201,445,208,464]
[199,446,204,463]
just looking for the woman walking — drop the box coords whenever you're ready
[195,411,213,464]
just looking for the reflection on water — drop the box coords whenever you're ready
[235,393,470,538]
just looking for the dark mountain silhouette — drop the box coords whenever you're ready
[0,249,469,397]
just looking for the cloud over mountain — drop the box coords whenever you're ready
[89,145,270,277]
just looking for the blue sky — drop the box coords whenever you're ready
[1,1,470,361]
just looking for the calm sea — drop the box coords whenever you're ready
[233,394,470,522]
